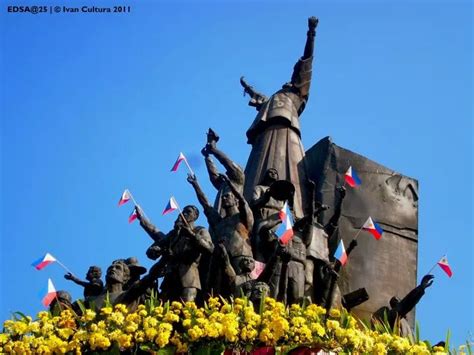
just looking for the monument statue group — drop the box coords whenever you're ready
[54,17,433,339]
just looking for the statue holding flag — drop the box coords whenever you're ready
[135,205,214,302]
[187,173,253,297]
[372,274,435,338]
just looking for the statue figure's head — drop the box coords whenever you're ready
[262,168,279,185]
[249,281,270,305]
[125,257,147,280]
[239,256,255,273]
[222,190,238,209]
[182,205,199,223]
[389,296,400,309]
[86,266,102,281]
[106,260,130,285]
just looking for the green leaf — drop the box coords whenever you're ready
[415,320,421,343]
[259,289,267,317]
[12,311,29,322]
[157,346,177,355]
[76,299,87,315]
[445,329,451,352]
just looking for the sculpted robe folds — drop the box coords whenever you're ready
[244,57,313,218]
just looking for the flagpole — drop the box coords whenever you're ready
[183,159,195,177]
[425,255,444,275]
[55,259,75,276]
[172,197,192,229]
[352,226,363,240]
[126,189,150,221]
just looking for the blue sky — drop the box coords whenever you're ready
[1,0,472,347]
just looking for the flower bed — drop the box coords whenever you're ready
[0,297,448,354]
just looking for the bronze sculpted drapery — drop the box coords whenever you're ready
[242,17,318,219]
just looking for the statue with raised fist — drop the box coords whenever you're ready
[242,16,319,219]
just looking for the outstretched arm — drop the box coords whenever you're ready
[135,206,165,243]
[64,273,88,288]
[187,174,212,210]
[240,76,268,110]
[396,275,434,318]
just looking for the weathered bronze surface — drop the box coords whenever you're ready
[305,136,419,325]
[242,17,318,219]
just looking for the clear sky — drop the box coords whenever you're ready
[1,0,472,347]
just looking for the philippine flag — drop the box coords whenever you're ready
[118,190,131,206]
[277,202,294,245]
[128,208,138,223]
[171,152,187,172]
[250,261,266,279]
[362,217,383,240]
[345,166,362,187]
[437,256,453,278]
[162,197,178,215]
[32,253,57,270]
[334,239,348,266]
[42,278,57,307]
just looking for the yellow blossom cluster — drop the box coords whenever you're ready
[0,297,454,354]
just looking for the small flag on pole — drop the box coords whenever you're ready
[334,239,348,266]
[437,256,453,277]
[171,152,187,172]
[42,278,57,307]
[277,202,294,244]
[362,217,383,240]
[32,253,57,270]
[162,197,179,215]
[345,166,362,187]
[250,260,266,279]
[128,208,138,223]
[118,190,131,206]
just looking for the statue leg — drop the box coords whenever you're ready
[181,288,198,302]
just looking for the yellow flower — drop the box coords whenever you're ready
[373,342,387,354]
[109,311,125,325]
[117,333,133,348]
[114,304,128,314]
[100,307,112,316]
[329,308,340,318]
[81,309,96,322]
[326,319,340,331]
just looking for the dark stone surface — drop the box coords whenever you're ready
[305,136,419,326]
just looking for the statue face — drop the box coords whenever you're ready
[181,206,198,223]
[241,257,255,273]
[87,267,101,280]
[266,168,279,181]
[222,191,237,208]
[106,262,128,284]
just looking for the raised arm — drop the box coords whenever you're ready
[187,174,212,210]
[206,137,245,186]
[202,146,222,190]
[135,206,165,243]
[290,17,318,100]
[302,16,318,60]
[221,174,254,230]
[325,186,346,237]
[396,275,434,318]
